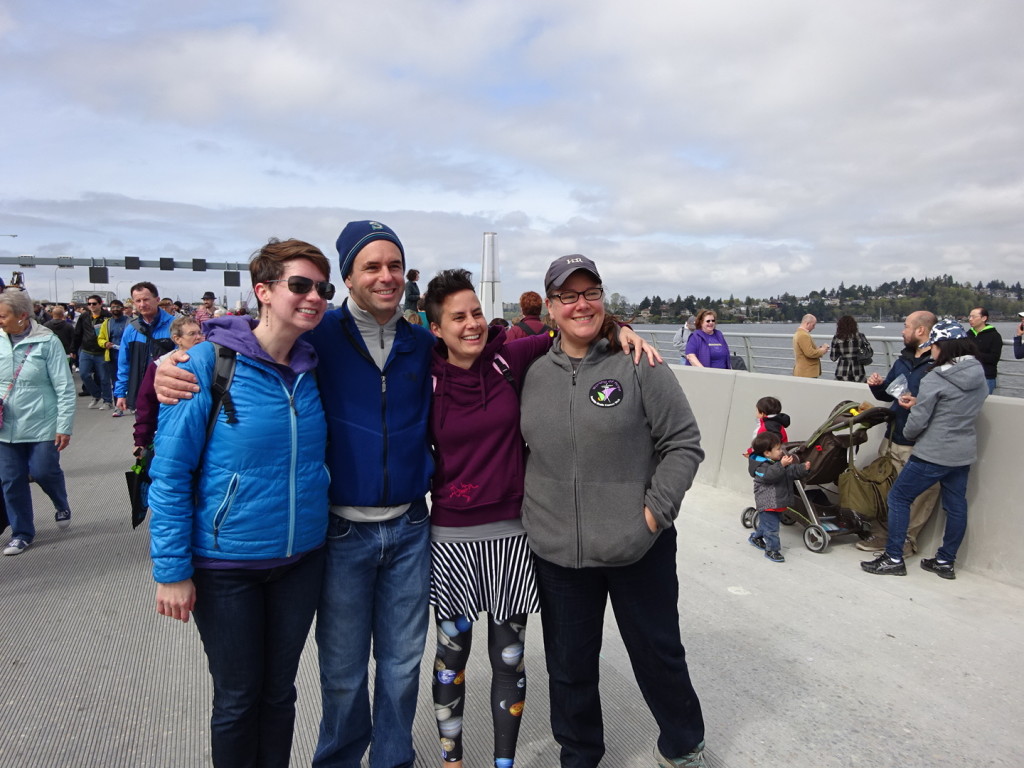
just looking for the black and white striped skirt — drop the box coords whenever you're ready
[429,533,540,623]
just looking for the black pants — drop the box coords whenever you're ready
[535,528,704,768]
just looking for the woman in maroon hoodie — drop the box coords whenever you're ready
[422,269,654,768]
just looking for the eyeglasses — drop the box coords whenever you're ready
[87,302,100,307]
[178,330,204,339]
[703,318,716,324]
[548,287,604,305]
[264,276,336,300]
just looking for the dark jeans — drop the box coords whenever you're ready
[191,546,326,768]
[0,440,70,543]
[535,528,704,768]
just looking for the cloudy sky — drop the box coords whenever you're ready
[2,0,1023,308]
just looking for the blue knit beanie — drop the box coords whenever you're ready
[336,220,406,280]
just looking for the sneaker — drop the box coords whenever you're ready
[748,533,766,550]
[855,533,886,552]
[111,408,124,418]
[87,397,101,409]
[3,538,30,556]
[860,553,906,576]
[55,508,71,530]
[654,741,706,768]
[921,557,956,580]
[97,402,110,411]
[764,550,785,563]
[857,534,915,558]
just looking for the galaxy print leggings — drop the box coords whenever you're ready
[433,612,528,767]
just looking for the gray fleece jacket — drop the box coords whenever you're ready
[519,336,704,568]
[904,356,987,466]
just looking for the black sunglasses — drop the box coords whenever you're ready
[265,276,335,300]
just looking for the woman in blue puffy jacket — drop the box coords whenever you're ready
[148,239,333,768]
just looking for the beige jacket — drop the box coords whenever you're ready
[792,327,825,377]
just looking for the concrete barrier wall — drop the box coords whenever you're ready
[673,365,1024,589]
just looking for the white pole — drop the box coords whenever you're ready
[478,232,501,321]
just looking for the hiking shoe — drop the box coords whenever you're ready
[921,558,956,580]
[111,408,124,418]
[654,741,706,768]
[764,550,785,563]
[97,401,109,411]
[87,397,101,409]
[748,533,766,550]
[860,553,906,576]
[55,508,71,530]
[855,533,886,552]
[4,538,30,556]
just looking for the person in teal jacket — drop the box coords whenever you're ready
[148,239,332,768]
[0,289,76,556]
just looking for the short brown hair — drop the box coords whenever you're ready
[519,291,542,316]
[250,238,331,308]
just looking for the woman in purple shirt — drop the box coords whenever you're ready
[684,309,731,368]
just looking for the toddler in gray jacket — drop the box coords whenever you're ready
[748,431,810,563]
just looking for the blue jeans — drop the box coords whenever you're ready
[313,500,431,768]
[191,546,326,768]
[0,441,70,542]
[534,528,705,768]
[886,457,970,562]
[986,378,996,395]
[78,351,111,403]
[755,509,782,551]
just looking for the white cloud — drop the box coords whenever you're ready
[2,0,1024,307]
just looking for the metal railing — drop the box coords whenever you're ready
[638,329,1024,398]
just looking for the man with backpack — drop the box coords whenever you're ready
[504,290,548,340]
[114,282,175,414]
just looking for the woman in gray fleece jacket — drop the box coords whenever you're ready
[519,255,707,768]
[861,320,987,580]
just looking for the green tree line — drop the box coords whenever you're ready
[616,276,1024,324]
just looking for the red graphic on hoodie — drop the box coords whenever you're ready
[448,483,480,502]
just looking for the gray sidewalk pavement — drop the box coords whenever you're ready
[2,402,1020,766]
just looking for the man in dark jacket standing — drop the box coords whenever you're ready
[43,305,75,360]
[71,295,112,409]
[967,307,1002,394]
[860,310,938,556]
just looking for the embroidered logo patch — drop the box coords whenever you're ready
[589,379,623,407]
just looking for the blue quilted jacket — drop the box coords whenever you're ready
[148,321,329,583]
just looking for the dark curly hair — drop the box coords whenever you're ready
[423,269,475,327]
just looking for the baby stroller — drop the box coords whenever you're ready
[741,400,892,553]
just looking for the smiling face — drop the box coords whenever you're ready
[255,258,329,337]
[344,240,405,324]
[700,313,717,334]
[546,270,605,357]
[430,289,487,369]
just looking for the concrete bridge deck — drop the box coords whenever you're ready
[2,399,1020,767]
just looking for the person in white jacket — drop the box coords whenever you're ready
[0,289,76,556]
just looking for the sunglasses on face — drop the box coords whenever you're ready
[264,276,336,300]
[87,302,100,307]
